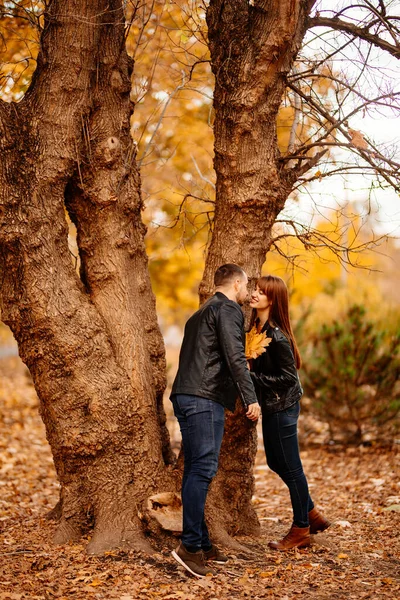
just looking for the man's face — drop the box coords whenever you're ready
[235,273,249,305]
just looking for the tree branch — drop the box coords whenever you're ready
[137,74,186,168]
[308,16,400,59]
[292,164,396,190]
[269,218,387,271]
[284,81,400,190]
[291,147,329,178]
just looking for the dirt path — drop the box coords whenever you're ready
[0,358,399,599]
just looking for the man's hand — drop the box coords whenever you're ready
[246,402,260,421]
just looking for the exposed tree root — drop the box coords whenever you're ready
[87,523,155,555]
[208,522,257,554]
[45,499,62,521]
[53,517,82,545]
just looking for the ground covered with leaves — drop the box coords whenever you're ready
[0,357,399,599]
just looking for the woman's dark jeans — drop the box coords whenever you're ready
[172,394,225,551]
[262,401,314,528]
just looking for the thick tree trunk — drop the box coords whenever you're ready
[203,0,315,544]
[206,402,260,547]
[62,1,173,468]
[0,0,175,554]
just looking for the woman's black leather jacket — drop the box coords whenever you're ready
[249,322,302,416]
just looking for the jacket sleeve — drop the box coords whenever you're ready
[250,332,298,393]
[217,302,258,407]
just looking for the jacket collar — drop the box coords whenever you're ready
[256,318,274,334]
[215,291,231,301]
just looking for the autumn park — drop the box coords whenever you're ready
[0,0,399,598]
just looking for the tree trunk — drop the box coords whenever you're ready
[203,0,315,545]
[0,0,175,554]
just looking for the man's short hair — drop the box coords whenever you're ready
[214,263,246,287]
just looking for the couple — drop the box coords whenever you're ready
[170,264,330,578]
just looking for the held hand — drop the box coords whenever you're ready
[246,402,260,421]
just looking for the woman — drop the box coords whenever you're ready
[249,275,330,550]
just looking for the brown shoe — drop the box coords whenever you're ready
[171,542,216,578]
[269,525,310,551]
[203,544,229,564]
[309,507,331,534]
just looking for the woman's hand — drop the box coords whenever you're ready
[246,402,260,421]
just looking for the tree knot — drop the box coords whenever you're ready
[103,137,121,164]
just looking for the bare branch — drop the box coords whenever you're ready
[284,81,400,190]
[269,216,388,272]
[308,16,400,60]
[287,67,302,154]
[291,148,329,178]
[293,164,397,190]
[152,192,214,233]
[130,0,158,58]
[191,155,215,189]
[137,73,187,167]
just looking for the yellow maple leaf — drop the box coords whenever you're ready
[245,326,272,359]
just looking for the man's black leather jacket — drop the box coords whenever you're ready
[250,322,303,416]
[171,292,258,411]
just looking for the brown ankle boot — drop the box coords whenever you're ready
[268,525,310,551]
[309,507,331,534]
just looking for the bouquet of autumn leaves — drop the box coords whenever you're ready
[245,326,272,360]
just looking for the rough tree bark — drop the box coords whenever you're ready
[203,0,319,545]
[0,0,176,554]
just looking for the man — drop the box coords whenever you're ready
[170,263,260,578]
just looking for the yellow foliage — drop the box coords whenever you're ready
[0,1,42,100]
[264,207,400,335]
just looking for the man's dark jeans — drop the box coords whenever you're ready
[262,401,314,528]
[172,394,225,551]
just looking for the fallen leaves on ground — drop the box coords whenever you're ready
[0,357,399,599]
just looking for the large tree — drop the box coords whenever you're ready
[0,0,176,554]
[201,0,400,541]
[1,0,399,553]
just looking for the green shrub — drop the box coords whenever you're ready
[301,305,400,443]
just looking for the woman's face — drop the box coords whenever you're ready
[249,285,270,310]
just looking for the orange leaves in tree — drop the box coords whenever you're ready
[245,326,272,360]
[348,128,369,150]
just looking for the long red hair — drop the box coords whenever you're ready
[250,275,302,369]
